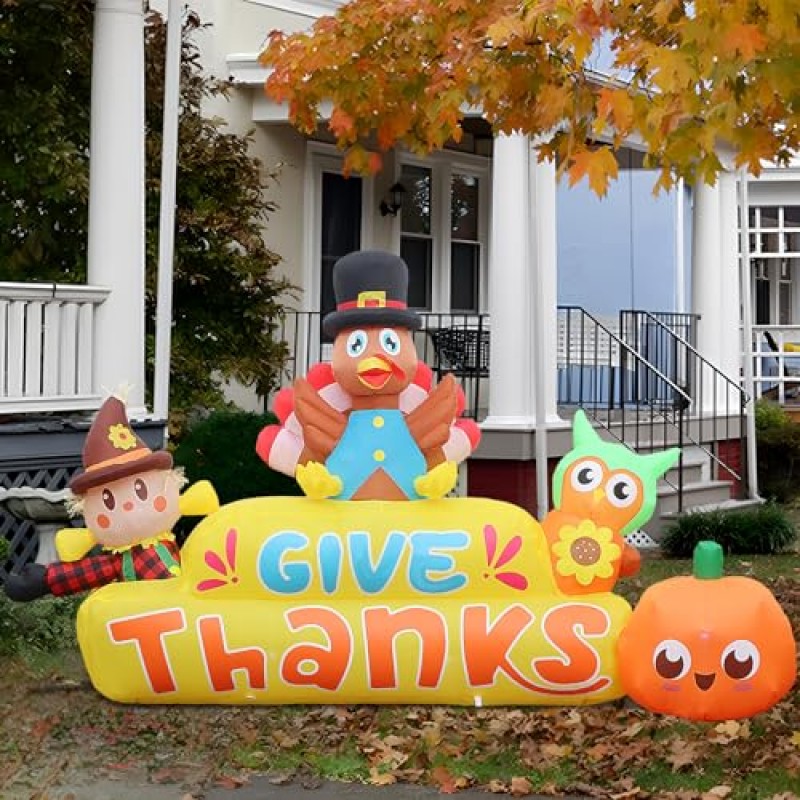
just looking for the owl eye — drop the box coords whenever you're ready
[606,474,639,508]
[346,329,368,358]
[653,639,692,680]
[570,459,603,492]
[379,328,401,356]
[721,640,760,680]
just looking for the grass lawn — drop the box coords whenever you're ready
[1,552,800,798]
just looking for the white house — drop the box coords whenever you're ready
[3,0,794,570]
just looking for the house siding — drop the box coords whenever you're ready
[467,457,560,518]
[556,170,681,314]
[716,438,744,499]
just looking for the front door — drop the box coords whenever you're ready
[320,171,362,336]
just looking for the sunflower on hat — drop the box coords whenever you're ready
[108,423,138,451]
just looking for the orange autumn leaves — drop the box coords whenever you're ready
[263,0,798,195]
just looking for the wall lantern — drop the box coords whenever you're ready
[379,182,407,217]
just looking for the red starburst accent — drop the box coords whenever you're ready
[196,528,239,592]
[482,524,529,591]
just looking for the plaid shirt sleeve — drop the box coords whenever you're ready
[44,538,180,596]
[45,552,122,596]
[132,539,181,580]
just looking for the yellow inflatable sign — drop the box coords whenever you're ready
[77,497,631,704]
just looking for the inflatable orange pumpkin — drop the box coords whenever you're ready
[618,541,796,721]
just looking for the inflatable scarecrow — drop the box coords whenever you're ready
[4,396,218,601]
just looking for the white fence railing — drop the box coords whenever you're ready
[749,324,800,405]
[0,282,110,414]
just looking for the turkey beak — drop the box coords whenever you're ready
[356,356,394,389]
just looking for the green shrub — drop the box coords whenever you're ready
[755,399,800,502]
[172,409,301,506]
[0,593,81,657]
[661,502,796,557]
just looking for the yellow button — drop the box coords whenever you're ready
[373,449,385,462]
[372,416,385,428]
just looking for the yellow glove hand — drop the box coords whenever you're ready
[296,462,343,500]
[55,527,97,562]
[414,461,459,499]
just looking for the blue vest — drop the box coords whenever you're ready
[326,409,426,500]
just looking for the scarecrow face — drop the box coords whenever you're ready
[82,468,182,548]
[332,326,417,397]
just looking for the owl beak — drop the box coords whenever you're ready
[592,488,604,505]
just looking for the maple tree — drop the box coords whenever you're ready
[263,0,799,194]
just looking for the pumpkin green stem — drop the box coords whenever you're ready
[693,540,724,579]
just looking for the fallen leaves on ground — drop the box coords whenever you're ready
[1,578,800,799]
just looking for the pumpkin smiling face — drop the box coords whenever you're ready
[619,542,796,721]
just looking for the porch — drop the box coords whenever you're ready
[275,307,735,415]
[749,324,800,414]
[0,282,110,416]
[0,281,750,570]
[0,281,164,579]
[0,281,748,470]
[273,305,748,535]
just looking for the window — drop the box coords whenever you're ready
[754,259,770,325]
[398,154,489,313]
[746,205,799,325]
[320,171,362,321]
[450,174,481,312]
[760,206,779,228]
[780,259,793,325]
[399,165,433,309]
[785,206,800,227]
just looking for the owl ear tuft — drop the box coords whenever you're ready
[646,447,681,479]
[572,409,601,449]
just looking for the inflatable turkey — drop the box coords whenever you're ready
[257,250,481,501]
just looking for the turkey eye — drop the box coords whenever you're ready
[379,328,401,356]
[653,639,691,680]
[721,640,760,680]
[346,329,368,358]
[134,478,148,501]
[570,459,603,492]
[102,489,116,510]
[606,474,639,508]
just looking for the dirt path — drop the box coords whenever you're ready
[29,773,585,800]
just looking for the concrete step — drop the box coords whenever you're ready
[643,479,736,540]
[631,497,764,549]
[659,449,708,490]
[646,496,765,543]
[659,496,764,521]
[656,479,734,511]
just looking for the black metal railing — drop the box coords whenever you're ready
[274,307,749,509]
[618,310,700,404]
[557,306,690,501]
[619,310,747,493]
[273,310,490,419]
[558,307,750,506]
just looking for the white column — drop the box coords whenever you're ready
[483,133,536,428]
[674,179,686,312]
[87,0,147,416]
[691,171,742,413]
[691,180,723,411]
[530,152,561,424]
[718,170,742,388]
